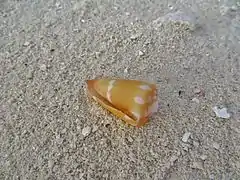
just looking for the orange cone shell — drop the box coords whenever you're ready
[86,78,158,127]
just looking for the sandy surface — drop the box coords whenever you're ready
[1,0,240,179]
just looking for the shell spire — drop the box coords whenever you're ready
[86,78,158,127]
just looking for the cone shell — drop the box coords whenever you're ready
[86,78,158,127]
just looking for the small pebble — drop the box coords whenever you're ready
[182,132,191,143]
[162,140,168,147]
[75,105,79,110]
[193,141,200,147]
[209,174,215,180]
[77,125,81,131]
[212,142,220,150]
[130,33,141,40]
[212,106,231,119]
[40,64,47,71]
[92,125,98,133]
[232,86,237,92]
[192,97,200,103]
[23,41,30,47]
[124,67,129,73]
[82,126,91,137]
[235,161,240,169]
[95,51,101,58]
[181,143,190,151]
[168,4,174,10]
[193,88,202,94]
[55,2,60,7]
[48,159,54,169]
[73,29,80,33]
[61,128,67,134]
[26,70,34,79]
[126,136,134,143]
[200,154,208,161]
[170,155,178,165]
[138,50,144,56]
[191,161,204,170]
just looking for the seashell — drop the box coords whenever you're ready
[86,78,158,127]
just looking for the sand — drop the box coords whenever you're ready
[1,0,240,179]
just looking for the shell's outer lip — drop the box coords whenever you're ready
[93,93,138,126]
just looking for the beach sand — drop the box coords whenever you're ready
[1,0,240,179]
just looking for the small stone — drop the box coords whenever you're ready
[40,64,47,71]
[55,2,60,6]
[193,88,201,94]
[61,128,67,134]
[77,125,81,131]
[125,12,130,16]
[126,136,134,143]
[26,70,34,79]
[232,86,237,92]
[39,95,43,100]
[73,29,80,33]
[182,132,191,143]
[92,125,98,133]
[103,173,109,178]
[48,159,54,169]
[50,48,55,52]
[138,50,144,56]
[170,155,178,165]
[181,143,190,151]
[162,140,168,147]
[193,141,200,147]
[212,106,231,119]
[124,67,128,73]
[56,134,63,144]
[95,51,101,58]
[168,4,174,10]
[213,142,220,150]
[200,154,208,161]
[193,117,200,122]
[209,174,215,180]
[82,126,91,137]
[60,63,66,70]
[23,41,30,47]
[235,161,240,169]
[130,33,142,40]
[75,105,79,110]
[192,97,200,103]
[191,161,204,170]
